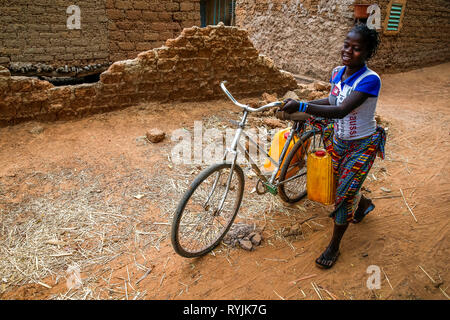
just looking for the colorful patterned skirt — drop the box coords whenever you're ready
[322,125,386,224]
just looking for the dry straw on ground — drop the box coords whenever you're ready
[1,118,321,300]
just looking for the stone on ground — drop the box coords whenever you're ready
[146,128,165,143]
[239,239,253,251]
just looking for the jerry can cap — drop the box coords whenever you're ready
[315,150,326,157]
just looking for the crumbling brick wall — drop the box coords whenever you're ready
[235,0,450,80]
[0,24,297,126]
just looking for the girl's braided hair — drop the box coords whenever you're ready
[350,23,381,60]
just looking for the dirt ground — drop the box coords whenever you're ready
[0,62,449,300]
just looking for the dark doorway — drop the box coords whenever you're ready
[200,0,236,27]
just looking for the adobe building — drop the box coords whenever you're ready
[236,0,450,80]
[0,1,449,82]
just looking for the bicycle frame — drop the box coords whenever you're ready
[171,82,328,257]
[202,81,326,214]
[204,82,308,206]
[224,110,300,188]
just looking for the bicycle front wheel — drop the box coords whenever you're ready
[278,130,323,203]
[171,163,245,258]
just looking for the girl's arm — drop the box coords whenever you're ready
[284,91,370,119]
[306,91,370,119]
[306,98,330,106]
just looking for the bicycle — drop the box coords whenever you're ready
[171,81,327,258]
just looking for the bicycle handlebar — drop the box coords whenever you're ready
[220,81,283,112]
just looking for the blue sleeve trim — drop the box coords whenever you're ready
[354,75,381,97]
[330,67,341,84]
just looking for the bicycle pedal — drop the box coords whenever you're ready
[264,182,278,195]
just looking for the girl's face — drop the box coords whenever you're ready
[341,31,369,68]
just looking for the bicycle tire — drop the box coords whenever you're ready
[278,130,323,203]
[171,162,245,258]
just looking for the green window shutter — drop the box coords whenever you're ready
[200,1,207,27]
[204,0,235,26]
[229,0,235,25]
[386,3,403,31]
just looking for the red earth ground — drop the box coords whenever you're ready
[0,62,449,300]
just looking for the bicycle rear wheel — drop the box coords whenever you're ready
[171,163,245,258]
[278,130,323,203]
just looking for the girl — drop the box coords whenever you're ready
[282,23,386,269]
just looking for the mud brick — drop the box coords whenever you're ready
[105,0,114,9]
[74,84,97,98]
[133,1,150,10]
[115,0,132,10]
[126,10,142,20]
[136,42,153,52]
[142,10,158,21]
[106,9,124,20]
[118,42,135,51]
[180,2,194,11]
[166,3,180,11]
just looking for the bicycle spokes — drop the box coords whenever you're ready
[174,165,243,255]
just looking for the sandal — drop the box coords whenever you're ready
[315,250,340,269]
[353,199,375,224]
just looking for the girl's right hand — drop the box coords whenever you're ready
[282,99,300,114]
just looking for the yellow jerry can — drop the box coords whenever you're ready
[306,149,336,205]
[263,128,309,179]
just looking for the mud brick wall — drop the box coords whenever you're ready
[0,0,109,68]
[0,1,201,73]
[357,0,450,74]
[235,0,356,80]
[235,0,450,80]
[107,0,201,62]
[0,24,298,126]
